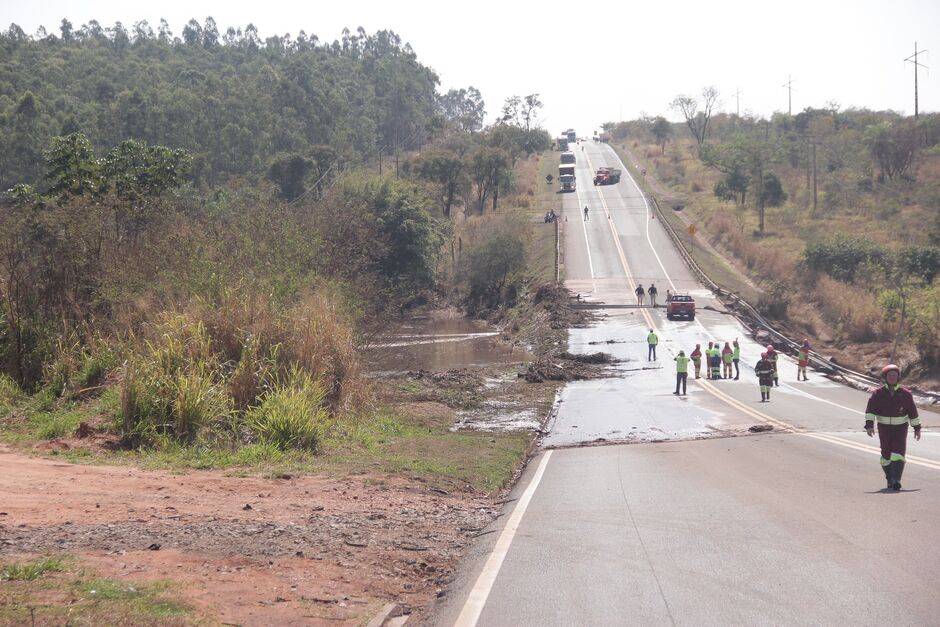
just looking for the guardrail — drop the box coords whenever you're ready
[648,193,883,391]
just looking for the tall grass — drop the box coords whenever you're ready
[118,289,361,449]
[245,368,329,452]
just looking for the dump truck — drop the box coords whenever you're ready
[559,164,576,192]
[598,133,609,143]
[593,167,621,185]
[557,136,569,151]
[560,151,576,165]
[566,129,577,143]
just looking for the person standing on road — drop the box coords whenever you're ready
[704,342,714,379]
[710,344,722,380]
[722,342,734,379]
[673,350,689,395]
[647,329,658,361]
[690,344,703,379]
[766,344,780,386]
[797,339,810,381]
[583,205,589,220]
[732,339,741,380]
[865,364,921,490]
[755,352,775,402]
[648,283,658,307]
[635,284,645,306]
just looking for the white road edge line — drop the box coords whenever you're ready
[454,450,554,627]
[573,177,597,294]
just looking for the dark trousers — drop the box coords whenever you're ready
[648,344,657,360]
[878,423,909,460]
[675,372,687,394]
[733,359,740,378]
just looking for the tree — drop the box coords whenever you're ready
[700,132,783,232]
[650,117,672,155]
[268,153,314,202]
[864,120,921,181]
[520,94,543,132]
[470,147,510,214]
[438,87,485,133]
[415,149,467,217]
[760,172,787,208]
[670,86,719,145]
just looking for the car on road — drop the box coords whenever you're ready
[666,292,695,320]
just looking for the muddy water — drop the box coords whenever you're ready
[363,315,527,373]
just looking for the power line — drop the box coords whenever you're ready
[904,42,929,118]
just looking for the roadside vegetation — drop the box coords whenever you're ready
[0,19,561,490]
[605,97,940,382]
[0,555,195,625]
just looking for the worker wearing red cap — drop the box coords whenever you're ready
[797,340,811,381]
[755,352,775,402]
[865,364,921,490]
[766,344,779,387]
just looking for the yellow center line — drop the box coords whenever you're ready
[581,146,940,472]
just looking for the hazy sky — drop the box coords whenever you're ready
[6,0,938,136]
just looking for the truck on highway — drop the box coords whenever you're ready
[557,136,569,151]
[565,129,577,143]
[560,151,576,165]
[665,292,696,320]
[559,164,576,192]
[593,167,621,185]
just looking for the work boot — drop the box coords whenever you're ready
[891,461,905,490]
[883,463,892,489]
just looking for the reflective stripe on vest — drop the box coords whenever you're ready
[868,412,912,426]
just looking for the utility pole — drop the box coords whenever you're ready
[782,75,795,116]
[904,42,928,118]
[732,87,742,131]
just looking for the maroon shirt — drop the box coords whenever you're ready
[864,384,920,430]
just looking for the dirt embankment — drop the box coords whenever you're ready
[0,447,499,625]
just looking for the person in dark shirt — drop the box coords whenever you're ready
[865,364,921,490]
[755,353,774,402]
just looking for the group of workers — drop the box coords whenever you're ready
[668,334,921,490]
[666,338,815,400]
[634,283,660,307]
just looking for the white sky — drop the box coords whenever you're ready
[5,0,939,137]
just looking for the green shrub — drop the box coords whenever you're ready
[246,369,328,452]
[1,556,65,581]
[803,237,888,282]
[120,316,230,445]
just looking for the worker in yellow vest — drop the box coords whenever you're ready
[673,350,690,395]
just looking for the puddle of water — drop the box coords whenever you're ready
[453,408,541,432]
[363,314,528,372]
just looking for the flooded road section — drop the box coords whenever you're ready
[543,309,756,448]
[363,314,525,373]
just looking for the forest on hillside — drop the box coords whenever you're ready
[0,18,552,454]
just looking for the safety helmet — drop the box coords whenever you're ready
[881,364,900,378]
[802,339,809,345]
[766,344,774,351]
[678,350,685,356]
[761,352,768,358]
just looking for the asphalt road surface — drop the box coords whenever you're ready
[433,140,940,627]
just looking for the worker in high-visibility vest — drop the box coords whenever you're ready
[690,344,703,379]
[865,364,921,490]
[647,329,658,361]
[766,344,779,387]
[721,342,734,379]
[673,350,690,395]
[709,344,722,380]
[797,339,810,381]
[732,339,741,380]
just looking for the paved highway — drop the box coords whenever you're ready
[432,141,940,627]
